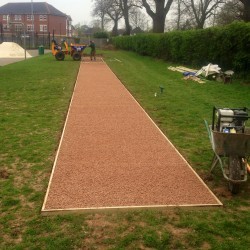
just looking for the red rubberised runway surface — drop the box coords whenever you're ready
[42,59,221,213]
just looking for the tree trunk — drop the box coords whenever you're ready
[196,16,206,29]
[152,15,166,33]
[122,0,131,35]
[177,0,181,30]
[142,0,174,33]
[112,20,119,36]
[101,13,105,31]
[152,0,165,33]
[124,16,131,35]
[243,0,250,21]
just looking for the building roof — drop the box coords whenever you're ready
[0,2,67,17]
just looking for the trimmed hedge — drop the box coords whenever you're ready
[94,32,109,38]
[112,22,250,76]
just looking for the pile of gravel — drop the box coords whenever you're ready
[0,42,32,58]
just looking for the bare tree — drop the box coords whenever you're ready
[114,0,139,35]
[122,0,131,35]
[169,0,196,30]
[215,0,243,25]
[92,0,111,31]
[183,0,225,29]
[105,0,123,36]
[92,0,140,35]
[240,0,250,21]
[130,7,148,30]
[141,0,174,33]
[176,0,183,30]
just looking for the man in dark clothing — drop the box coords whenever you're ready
[89,40,96,61]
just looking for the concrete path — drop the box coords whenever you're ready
[42,59,222,214]
[0,49,50,66]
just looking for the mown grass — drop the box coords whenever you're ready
[0,50,250,249]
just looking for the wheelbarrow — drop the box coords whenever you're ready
[205,107,250,194]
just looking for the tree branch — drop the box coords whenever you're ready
[164,0,175,15]
[141,0,155,18]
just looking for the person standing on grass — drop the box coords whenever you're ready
[89,40,96,61]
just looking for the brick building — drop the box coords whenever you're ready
[0,2,72,47]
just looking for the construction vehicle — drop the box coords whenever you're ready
[51,39,87,61]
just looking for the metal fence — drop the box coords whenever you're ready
[1,32,48,49]
[0,31,109,49]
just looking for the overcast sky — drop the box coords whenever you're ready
[0,0,93,25]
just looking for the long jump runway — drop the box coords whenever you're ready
[42,60,222,214]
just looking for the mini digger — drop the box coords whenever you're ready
[51,39,87,61]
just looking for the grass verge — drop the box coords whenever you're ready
[0,51,249,249]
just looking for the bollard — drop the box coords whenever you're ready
[159,86,164,94]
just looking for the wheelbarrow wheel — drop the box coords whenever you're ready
[55,51,65,61]
[228,156,241,194]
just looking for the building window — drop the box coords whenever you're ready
[27,24,34,31]
[14,15,22,21]
[3,24,9,31]
[39,15,47,21]
[15,24,23,32]
[27,15,34,21]
[3,15,7,20]
[40,25,47,32]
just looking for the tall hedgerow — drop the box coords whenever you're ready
[112,22,250,77]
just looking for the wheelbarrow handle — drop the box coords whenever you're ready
[204,119,212,142]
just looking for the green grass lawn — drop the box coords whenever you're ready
[0,51,250,249]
